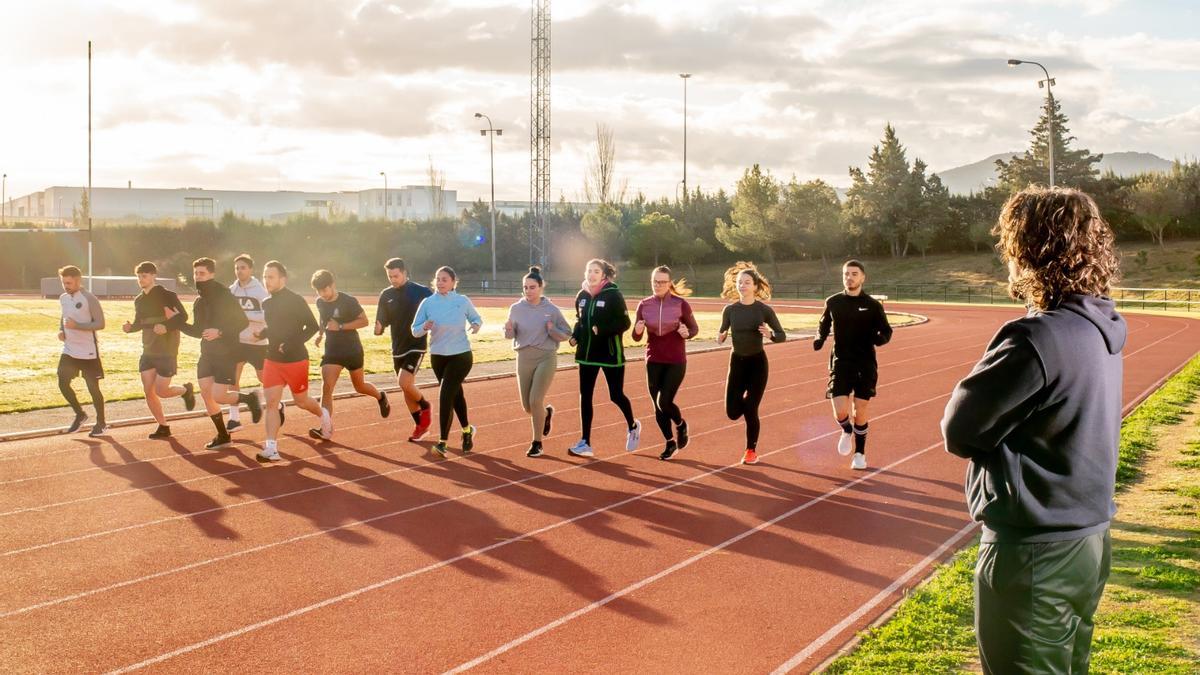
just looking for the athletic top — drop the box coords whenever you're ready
[410,291,482,356]
[376,281,433,357]
[131,285,187,357]
[260,286,319,364]
[230,277,269,346]
[59,289,105,359]
[571,281,631,367]
[632,294,699,364]
[815,292,893,370]
[180,279,249,359]
[719,301,786,356]
[506,297,572,352]
[316,291,365,359]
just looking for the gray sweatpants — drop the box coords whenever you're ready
[517,347,558,441]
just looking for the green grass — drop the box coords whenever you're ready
[825,355,1200,673]
[0,298,893,415]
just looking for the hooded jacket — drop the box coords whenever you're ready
[941,294,1127,543]
[180,278,250,359]
[572,280,631,367]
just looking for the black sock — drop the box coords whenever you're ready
[411,409,422,424]
[419,398,430,410]
[211,413,227,436]
[838,416,853,434]
[854,422,868,454]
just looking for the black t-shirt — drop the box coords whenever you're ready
[260,286,319,363]
[817,292,893,370]
[719,301,786,356]
[133,285,187,357]
[317,292,365,358]
[376,281,433,357]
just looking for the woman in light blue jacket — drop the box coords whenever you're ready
[411,266,482,457]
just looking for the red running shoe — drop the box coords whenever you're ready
[409,406,432,441]
[742,449,758,465]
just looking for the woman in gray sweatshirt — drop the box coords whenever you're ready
[504,266,572,457]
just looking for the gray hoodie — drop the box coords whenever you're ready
[506,297,572,352]
[941,294,1127,543]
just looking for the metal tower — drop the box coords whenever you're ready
[530,0,550,269]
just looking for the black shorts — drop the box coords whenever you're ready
[322,351,365,372]
[826,365,878,400]
[59,354,104,380]
[197,354,237,385]
[138,354,178,378]
[393,351,425,375]
[235,343,268,371]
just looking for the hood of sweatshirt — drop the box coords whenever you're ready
[1049,294,1127,355]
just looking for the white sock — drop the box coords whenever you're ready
[264,439,277,452]
[321,408,332,434]
[228,405,241,422]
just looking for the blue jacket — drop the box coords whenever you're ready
[411,291,482,356]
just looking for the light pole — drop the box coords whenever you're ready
[2,173,6,226]
[679,73,691,200]
[379,171,387,221]
[474,112,502,282]
[1008,59,1056,188]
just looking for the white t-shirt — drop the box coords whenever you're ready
[59,289,105,359]
[230,277,269,346]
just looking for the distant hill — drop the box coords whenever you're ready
[935,151,1175,195]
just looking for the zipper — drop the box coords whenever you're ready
[584,292,595,358]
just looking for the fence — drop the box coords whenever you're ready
[454,279,1200,312]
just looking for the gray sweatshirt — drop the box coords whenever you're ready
[506,297,572,352]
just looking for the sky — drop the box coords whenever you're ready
[1,0,1198,203]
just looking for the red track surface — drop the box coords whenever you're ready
[1,302,1196,674]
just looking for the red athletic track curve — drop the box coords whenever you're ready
[0,302,1195,674]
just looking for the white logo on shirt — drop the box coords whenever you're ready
[597,300,606,307]
[857,307,868,311]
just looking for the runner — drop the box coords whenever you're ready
[227,253,271,432]
[411,266,482,458]
[255,260,328,462]
[631,265,699,460]
[171,257,262,450]
[310,269,389,441]
[567,258,639,458]
[375,258,434,441]
[813,260,893,470]
[716,262,786,465]
[504,266,572,457]
[121,261,196,439]
[56,265,108,437]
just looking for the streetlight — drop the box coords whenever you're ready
[679,73,691,200]
[1008,59,1056,188]
[379,171,388,221]
[474,112,502,282]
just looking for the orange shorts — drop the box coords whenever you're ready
[262,359,309,394]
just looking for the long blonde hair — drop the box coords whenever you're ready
[721,261,772,301]
[652,265,692,297]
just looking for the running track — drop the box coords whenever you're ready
[1,302,1196,673]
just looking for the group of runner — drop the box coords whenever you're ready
[54,255,893,468]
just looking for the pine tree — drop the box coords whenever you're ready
[996,95,1102,191]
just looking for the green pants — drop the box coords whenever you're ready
[516,348,558,441]
[975,528,1111,674]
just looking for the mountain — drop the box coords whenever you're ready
[935,151,1175,195]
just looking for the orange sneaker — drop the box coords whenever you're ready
[742,449,758,465]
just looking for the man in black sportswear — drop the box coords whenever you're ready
[122,261,196,439]
[374,257,433,441]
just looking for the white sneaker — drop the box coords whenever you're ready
[567,439,594,458]
[626,420,642,452]
[837,431,853,456]
[257,447,282,463]
[851,453,867,470]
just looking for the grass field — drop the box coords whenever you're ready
[826,356,1200,673]
[0,298,880,415]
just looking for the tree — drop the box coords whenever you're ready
[628,211,679,266]
[583,123,627,206]
[996,95,1101,191]
[715,164,786,277]
[776,178,842,269]
[1126,172,1188,249]
[845,124,916,257]
[427,156,447,217]
[906,165,953,257]
[580,203,623,259]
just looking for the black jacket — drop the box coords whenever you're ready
[572,282,631,367]
[941,294,1127,543]
[180,278,249,359]
[260,286,319,363]
[815,292,892,370]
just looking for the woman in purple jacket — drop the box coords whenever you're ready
[631,266,699,460]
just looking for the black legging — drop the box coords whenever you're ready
[646,362,686,440]
[579,363,636,444]
[726,351,768,450]
[430,352,473,441]
[59,370,105,424]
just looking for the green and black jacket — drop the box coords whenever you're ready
[572,281,631,367]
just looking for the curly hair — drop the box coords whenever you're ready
[993,187,1120,311]
[721,261,772,301]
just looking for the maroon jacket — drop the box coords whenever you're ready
[632,294,698,364]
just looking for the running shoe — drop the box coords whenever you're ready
[543,405,554,436]
[205,434,232,450]
[226,419,243,433]
[851,453,867,470]
[626,420,642,452]
[567,439,594,458]
[67,412,88,433]
[742,449,759,465]
[88,423,109,438]
[676,420,689,450]
[526,441,544,458]
[181,382,197,411]
[659,440,679,461]
[837,431,853,456]
[461,424,476,454]
[410,407,432,441]
[308,427,331,442]
[256,447,282,462]
[149,425,172,440]
[243,392,263,424]
[432,441,448,457]
[378,391,391,418]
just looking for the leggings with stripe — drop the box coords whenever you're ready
[578,363,635,444]
[725,351,768,450]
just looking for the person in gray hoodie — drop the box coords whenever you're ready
[941,187,1125,675]
[505,266,572,457]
